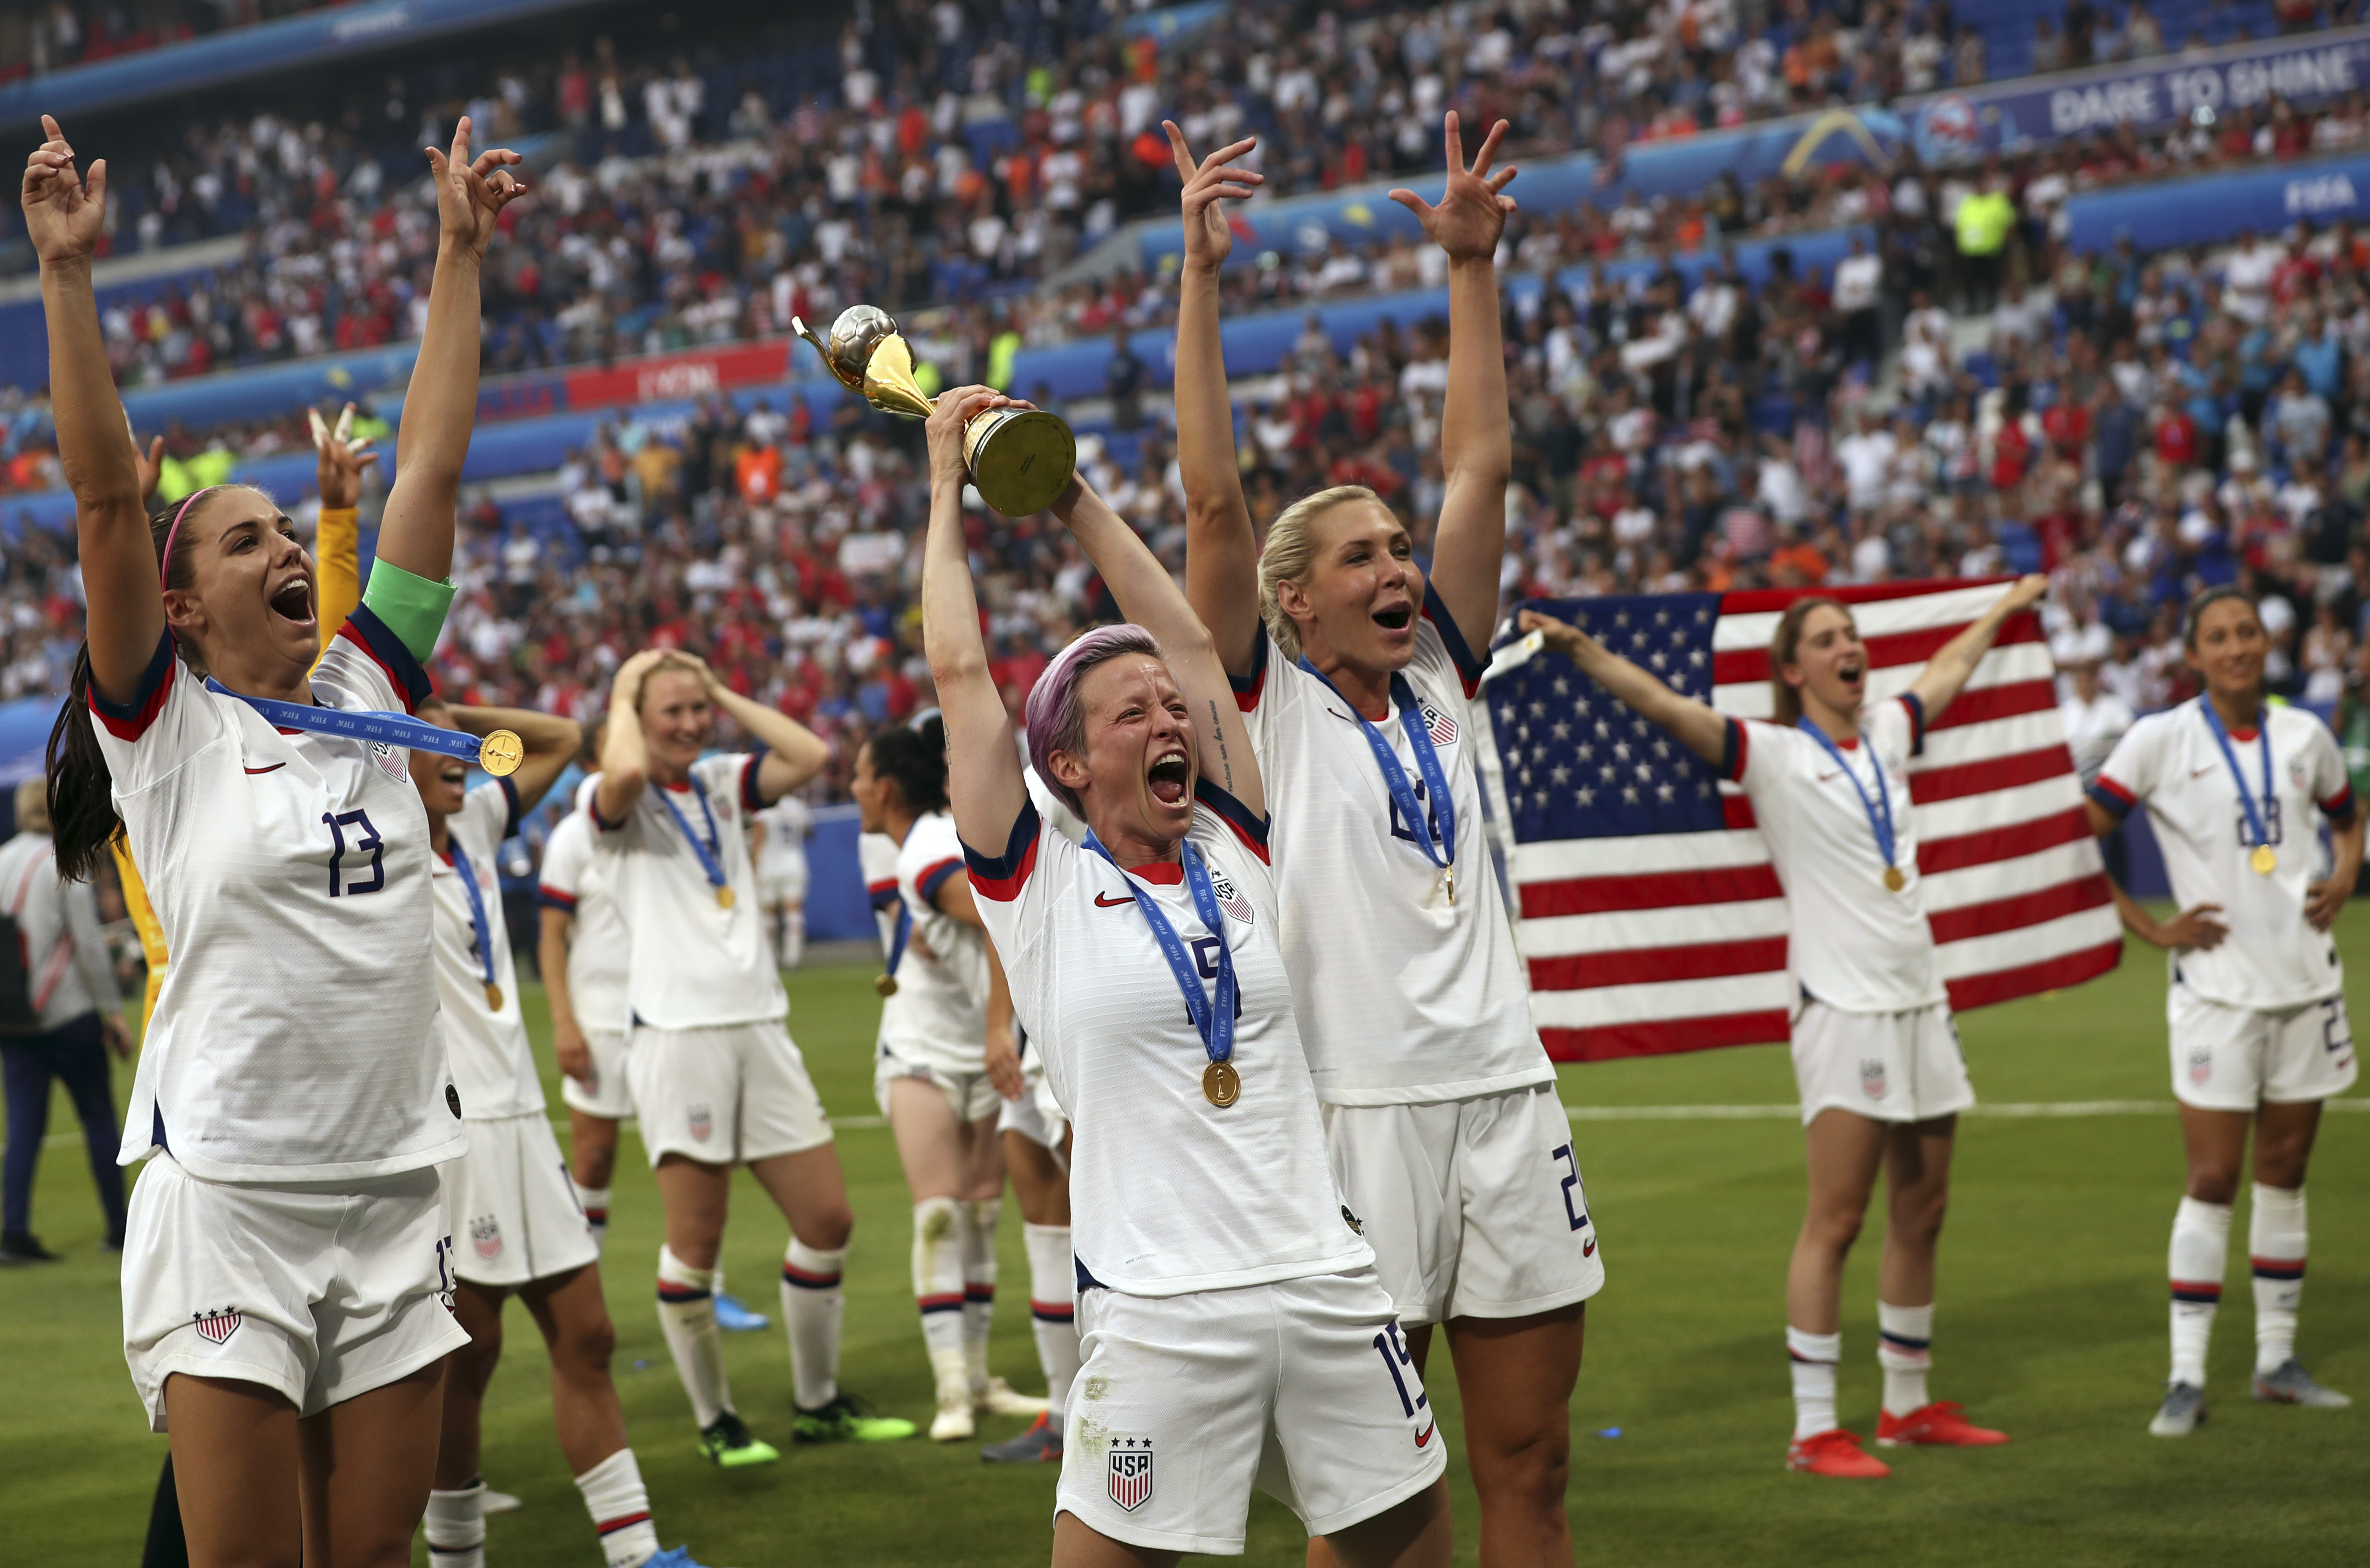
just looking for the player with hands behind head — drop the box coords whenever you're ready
[36,111,520,1567]
[924,384,1450,1568]
[1518,576,2045,1477]
[2086,585,2361,1436]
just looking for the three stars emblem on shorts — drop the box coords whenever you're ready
[192,1307,241,1345]
[688,1103,713,1142]
[1107,1437,1154,1512]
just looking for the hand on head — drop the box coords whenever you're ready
[21,115,106,268]
[1166,123,1262,271]
[1390,111,1517,262]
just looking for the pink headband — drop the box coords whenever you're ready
[158,485,220,592]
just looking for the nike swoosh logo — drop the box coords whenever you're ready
[1414,1420,1436,1447]
[2191,766,2216,777]
[1817,770,1843,783]
[243,763,287,775]
[1584,1238,1597,1257]
[1093,892,1135,908]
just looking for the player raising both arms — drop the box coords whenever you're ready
[1171,117,1598,1562]
[1519,577,2046,1477]
[2086,586,2360,1436]
[595,649,914,1464]
[38,113,521,1565]
[926,388,1451,1567]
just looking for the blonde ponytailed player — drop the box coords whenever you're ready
[539,727,629,1247]
[594,648,914,1463]
[1520,578,2044,1477]
[1173,117,1601,1558]
[925,385,1451,1567]
[36,113,521,1562]
[2086,585,2360,1436]
[852,716,1047,1441]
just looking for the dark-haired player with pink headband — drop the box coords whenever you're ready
[29,112,523,1566]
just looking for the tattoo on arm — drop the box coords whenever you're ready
[1207,700,1233,792]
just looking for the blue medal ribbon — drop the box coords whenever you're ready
[2199,700,2275,849]
[1083,833,1235,1072]
[1797,718,1900,874]
[885,902,913,978]
[655,783,728,892]
[204,677,490,764]
[1298,660,1456,877]
[444,834,501,999]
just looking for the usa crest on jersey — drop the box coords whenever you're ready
[471,1213,503,1259]
[1209,872,1254,925]
[687,1102,714,1142]
[1859,1058,1887,1100]
[192,1307,241,1345]
[1417,699,1457,748]
[1107,1437,1154,1511]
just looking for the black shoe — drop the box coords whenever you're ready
[0,1231,62,1264]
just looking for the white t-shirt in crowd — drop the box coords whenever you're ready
[431,780,543,1120]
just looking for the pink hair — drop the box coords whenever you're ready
[1023,623,1166,815]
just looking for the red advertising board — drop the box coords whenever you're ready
[552,339,797,413]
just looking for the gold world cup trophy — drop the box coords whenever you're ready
[792,305,1077,517]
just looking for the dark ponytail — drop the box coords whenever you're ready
[866,713,950,816]
[47,492,222,883]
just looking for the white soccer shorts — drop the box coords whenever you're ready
[2168,983,2359,1111]
[1321,1084,1604,1328]
[122,1155,468,1432]
[1791,999,1976,1127]
[874,1041,1003,1123]
[996,1056,1070,1159]
[1057,1267,1446,1555]
[446,1113,601,1289]
[626,1018,833,1168]
[558,1026,634,1120]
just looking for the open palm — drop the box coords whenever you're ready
[21,115,107,267]
[1391,111,1517,262]
[427,115,528,258]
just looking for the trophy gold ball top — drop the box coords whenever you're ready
[792,305,900,395]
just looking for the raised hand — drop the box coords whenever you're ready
[425,115,528,259]
[926,385,1012,492]
[126,412,164,509]
[310,403,379,510]
[1166,122,1262,273]
[1518,606,1608,667]
[21,115,107,267]
[1391,110,1517,263]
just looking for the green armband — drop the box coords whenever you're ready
[360,557,457,663]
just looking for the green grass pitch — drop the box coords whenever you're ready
[1,916,2364,1567]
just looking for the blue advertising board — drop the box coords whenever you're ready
[2061,151,2370,254]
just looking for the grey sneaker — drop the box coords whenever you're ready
[481,1488,522,1514]
[2149,1382,2206,1437]
[981,1412,1062,1464]
[2252,1360,2352,1407]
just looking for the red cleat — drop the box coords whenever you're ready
[1876,1401,2009,1447]
[1786,1428,1891,1478]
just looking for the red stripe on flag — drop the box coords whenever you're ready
[1943,937,2123,1011]
[1529,936,1790,991]
[1926,873,2114,945]
[1541,1009,1793,1063]
[1519,863,1784,919]
[1717,578,2015,615]
[1723,793,1758,830]
[1907,744,2075,805]
[1917,806,2092,876]
[1924,678,2058,731]
[1713,617,2043,686]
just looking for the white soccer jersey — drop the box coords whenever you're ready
[94,616,464,1182]
[2095,699,2354,1008]
[888,811,990,1067]
[1724,696,1948,1015]
[968,784,1373,1297]
[593,752,783,1029]
[432,779,543,1121]
[537,804,629,1035]
[755,796,812,879]
[1233,586,1556,1106]
[861,829,918,1041]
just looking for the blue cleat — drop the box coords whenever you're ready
[713,1293,770,1333]
[645,1547,728,1568]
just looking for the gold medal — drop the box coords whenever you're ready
[476,729,524,777]
[1202,1060,1241,1107]
[717,886,735,908]
[874,973,900,997]
[1883,865,1905,892]
[2250,844,2278,875]
[484,982,503,1011]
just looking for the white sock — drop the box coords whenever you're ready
[2249,1183,2308,1376]
[1787,1327,1841,1440]
[912,1197,966,1374]
[2169,1196,2232,1388]
[1877,1301,1934,1418]
[656,1246,731,1430]
[780,907,805,970]
[574,1448,659,1568]
[961,1197,1002,1390]
[425,1480,487,1568]
[575,1182,611,1252]
[782,1238,845,1411]
[1024,1221,1080,1420]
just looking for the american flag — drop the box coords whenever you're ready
[1484,580,2123,1062]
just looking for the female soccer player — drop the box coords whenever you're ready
[2086,585,2360,1436]
[924,386,1450,1567]
[852,716,1045,1440]
[1171,117,1598,1558]
[1518,578,2044,1477]
[539,728,632,1247]
[408,697,705,1568]
[593,649,913,1462]
[751,791,813,970]
[35,112,520,1564]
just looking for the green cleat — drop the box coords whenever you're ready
[793,1392,917,1444]
[698,1411,782,1467]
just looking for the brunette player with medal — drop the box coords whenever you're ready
[1520,575,2043,1478]
[35,113,523,1563]
[1170,116,1597,1560]
[594,648,914,1463]
[923,384,1450,1566]
[2087,586,2360,1436]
